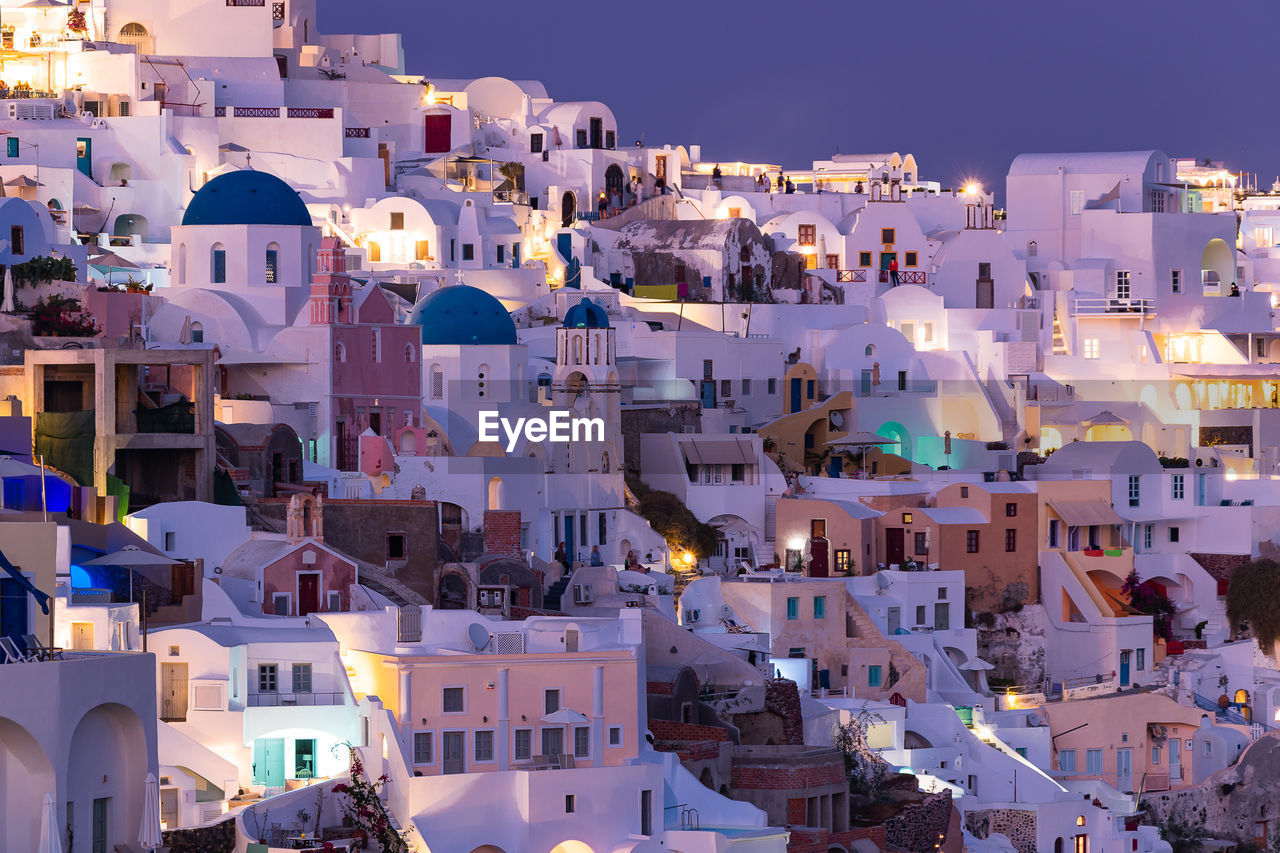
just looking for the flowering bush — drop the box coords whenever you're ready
[67,8,87,33]
[333,751,406,852]
[30,294,99,337]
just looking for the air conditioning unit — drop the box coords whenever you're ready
[572,584,594,604]
[686,608,701,623]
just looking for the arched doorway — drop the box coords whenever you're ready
[604,164,625,200]
[113,213,148,241]
[561,191,577,228]
[875,420,911,462]
[67,704,148,853]
[437,566,472,610]
[699,767,714,789]
[1201,238,1234,294]
[0,717,56,851]
[488,476,502,511]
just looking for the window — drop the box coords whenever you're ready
[372,328,381,363]
[1128,475,1141,507]
[497,244,504,264]
[938,587,948,600]
[389,211,404,231]
[914,532,928,554]
[415,239,430,261]
[514,728,532,760]
[1049,519,1060,548]
[813,596,826,619]
[768,378,777,394]
[859,251,872,267]
[431,365,443,399]
[327,590,341,612]
[1070,190,1085,215]
[1005,529,1017,552]
[1137,648,1145,671]
[462,243,475,261]
[797,224,816,246]
[741,378,751,395]
[720,379,731,397]
[474,730,494,762]
[5,136,16,157]
[575,129,588,148]
[292,663,312,693]
[1083,338,1100,359]
[1143,524,1153,550]
[966,530,980,553]
[978,261,992,279]
[258,664,277,693]
[1169,526,1180,543]
[1172,474,1184,500]
[543,725,563,757]
[211,245,226,283]
[1151,190,1165,213]
[1151,745,1160,765]
[898,370,907,391]
[1059,749,1078,772]
[544,688,561,715]
[1086,749,1103,774]
[608,726,623,746]
[641,789,653,836]
[1006,502,1017,517]
[835,549,851,573]
[265,245,279,283]
[605,130,616,149]
[915,605,927,625]
[413,732,433,764]
[272,593,289,615]
[530,133,543,154]
[574,725,590,757]
[442,687,464,713]
[565,794,576,813]
[902,512,913,524]
[881,228,895,244]
[1204,740,1212,756]
[786,597,799,620]
[1172,269,1183,293]
[905,251,918,267]
[1116,270,1131,300]
[868,665,882,687]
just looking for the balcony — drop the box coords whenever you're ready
[247,691,344,706]
[1072,297,1156,316]
[836,269,867,283]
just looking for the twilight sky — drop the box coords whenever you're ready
[320,0,1278,194]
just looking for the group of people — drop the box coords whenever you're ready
[552,542,646,572]
[754,172,794,194]
[595,175,652,219]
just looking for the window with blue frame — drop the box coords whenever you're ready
[1137,648,1145,671]
[868,665,882,687]
[813,595,826,619]
[786,596,798,620]
[211,247,226,283]
[6,137,17,158]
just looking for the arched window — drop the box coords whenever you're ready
[601,453,610,473]
[335,342,346,363]
[118,22,152,52]
[211,242,226,283]
[371,328,381,363]
[865,344,875,357]
[404,343,416,363]
[265,242,280,283]
[430,365,444,399]
[189,321,203,344]
[177,243,187,285]
[594,332,602,364]
[488,477,502,510]
[572,336,583,364]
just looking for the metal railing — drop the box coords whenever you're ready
[836,269,867,283]
[233,106,280,117]
[272,1,285,19]
[1073,297,1156,315]
[247,691,344,706]
[344,127,370,138]
[877,270,929,284]
[226,0,266,5]
[287,107,334,119]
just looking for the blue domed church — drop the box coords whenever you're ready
[169,170,322,325]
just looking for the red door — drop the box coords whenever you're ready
[299,574,320,616]
[424,114,451,153]
[886,528,905,566]
[810,538,829,577]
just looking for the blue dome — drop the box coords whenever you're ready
[563,298,610,329]
[181,170,312,227]
[409,285,517,346]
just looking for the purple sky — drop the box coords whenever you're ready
[320,0,1276,193]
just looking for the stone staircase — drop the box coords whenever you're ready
[543,575,572,612]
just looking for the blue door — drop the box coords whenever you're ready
[861,370,873,396]
[700,380,716,410]
[1119,650,1131,686]
[828,456,843,477]
[556,233,573,264]
[252,737,285,787]
[76,137,92,178]
[563,515,575,565]
[790,378,802,412]
[512,242,521,269]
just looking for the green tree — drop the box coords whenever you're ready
[1225,558,1280,655]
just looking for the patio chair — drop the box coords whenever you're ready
[22,634,63,660]
[0,636,33,663]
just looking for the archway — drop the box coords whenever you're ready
[699,767,714,789]
[875,420,911,461]
[436,566,472,610]
[113,213,148,241]
[67,703,148,853]
[399,430,418,454]
[117,22,151,51]
[1201,238,1234,294]
[488,476,503,511]
[561,191,577,228]
[0,716,56,852]
[550,843,595,853]
[604,164,625,200]
[1040,427,1063,452]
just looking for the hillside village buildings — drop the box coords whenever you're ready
[6,3,1280,853]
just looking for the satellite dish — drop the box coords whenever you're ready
[797,475,812,489]
[830,411,845,428]
[467,623,491,651]
[875,573,891,590]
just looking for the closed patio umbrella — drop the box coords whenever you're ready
[38,792,62,853]
[2,266,13,313]
[138,772,162,851]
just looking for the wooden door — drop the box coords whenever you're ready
[886,528,905,566]
[442,731,465,774]
[160,788,179,830]
[71,621,94,650]
[161,662,188,721]
[298,574,320,616]
[253,737,285,787]
[976,278,994,309]
[809,538,829,577]
[424,114,451,153]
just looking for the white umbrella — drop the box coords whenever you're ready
[38,792,62,853]
[1,267,13,314]
[960,658,995,671]
[138,772,162,851]
[82,545,180,605]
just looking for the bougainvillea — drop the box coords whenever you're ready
[332,751,407,852]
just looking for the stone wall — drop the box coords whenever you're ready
[619,402,701,475]
[887,792,958,853]
[964,807,1038,853]
[162,817,236,853]
[976,604,1046,688]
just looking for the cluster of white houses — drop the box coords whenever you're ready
[5,1,1280,852]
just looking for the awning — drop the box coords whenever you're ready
[679,438,753,466]
[1049,500,1124,527]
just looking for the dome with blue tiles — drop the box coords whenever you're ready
[409,285,517,346]
[181,170,312,227]
[562,297,610,329]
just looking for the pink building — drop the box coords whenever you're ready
[308,236,422,470]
